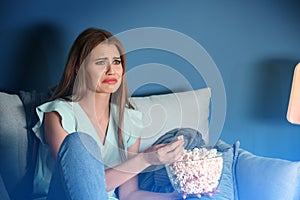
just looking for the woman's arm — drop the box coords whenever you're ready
[105,137,184,192]
[104,137,149,191]
[44,111,68,159]
[117,138,184,200]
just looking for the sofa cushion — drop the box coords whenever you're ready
[130,88,211,151]
[235,150,300,200]
[200,140,240,200]
[0,92,28,197]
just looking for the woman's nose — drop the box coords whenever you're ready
[105,62,114,74]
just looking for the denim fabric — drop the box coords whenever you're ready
[47,132,107,200]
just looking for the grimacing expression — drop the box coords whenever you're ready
[83,43,123,94]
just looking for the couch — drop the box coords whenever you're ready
[0,88,300,200]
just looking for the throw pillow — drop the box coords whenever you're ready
[235,150,300,200]
[130,88,211,151]
[0,92,28,196]
[201,140,240,200]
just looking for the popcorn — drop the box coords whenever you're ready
[166,147,223,198]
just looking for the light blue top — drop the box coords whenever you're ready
[32,99,143,199]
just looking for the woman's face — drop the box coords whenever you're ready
[83,43,123,94]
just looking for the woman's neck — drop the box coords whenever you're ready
[79,92,111,145]
[79,92,111,120]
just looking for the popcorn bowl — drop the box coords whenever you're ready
[165,148,223,198]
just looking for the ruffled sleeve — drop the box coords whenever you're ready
[32,99,77,144]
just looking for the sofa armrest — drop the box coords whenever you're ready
[0,92,28,199]
[235,149,300,200]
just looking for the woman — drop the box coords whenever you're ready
[32,28,184,199]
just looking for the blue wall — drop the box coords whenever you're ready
[1,0,300,160]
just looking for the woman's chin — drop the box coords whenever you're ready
[94,87,120,94]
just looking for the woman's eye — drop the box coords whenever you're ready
[96,60,107,65]
[113,60,121,65]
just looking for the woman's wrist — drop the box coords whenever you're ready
[138,151,152,167]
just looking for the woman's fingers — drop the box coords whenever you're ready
[142,138,184,165]
[157,139,184,163]
[161,139,184,153]
[172,143,184,161]
[154,143,167,149]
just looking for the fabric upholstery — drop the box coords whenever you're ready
[206,140,240,200]
[0,92,28,198]
[235,149,300,200]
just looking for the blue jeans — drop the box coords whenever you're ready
[47,132,108,200]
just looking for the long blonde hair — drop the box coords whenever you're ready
[52,28,132,160]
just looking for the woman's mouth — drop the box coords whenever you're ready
[102,78,118,84]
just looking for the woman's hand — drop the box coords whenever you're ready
[141,138,184,165]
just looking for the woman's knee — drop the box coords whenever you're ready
[58,132,102,162]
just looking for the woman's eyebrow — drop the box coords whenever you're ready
[95,57,120,61]
[94,57,108,61]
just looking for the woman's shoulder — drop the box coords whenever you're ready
[33,98,78,139]
[37,98,74,113]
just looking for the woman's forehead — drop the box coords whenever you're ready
[90,43,120,58]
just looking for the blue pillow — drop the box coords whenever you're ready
[235,150,300,200]
[194,140,239,200]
